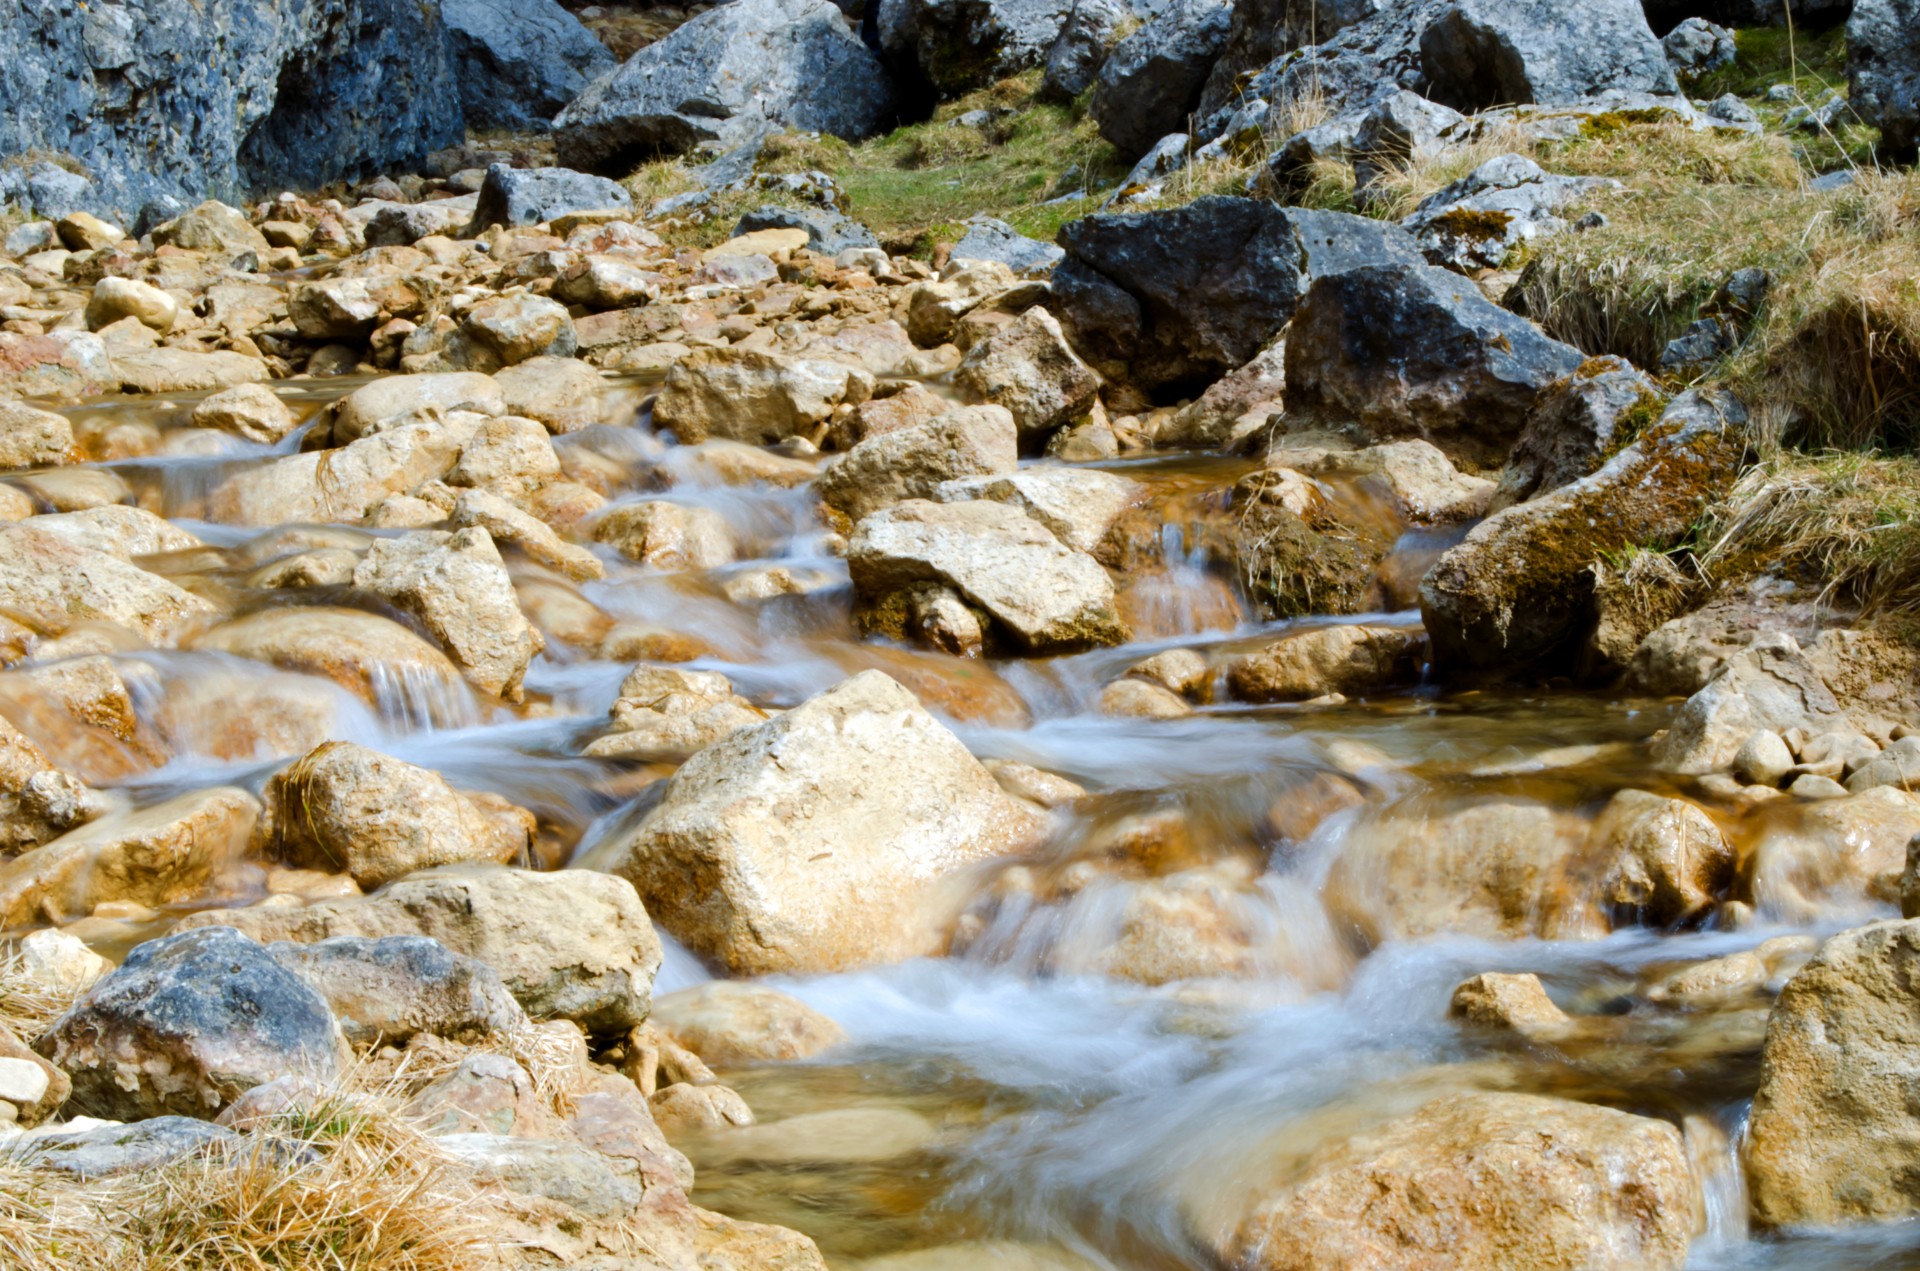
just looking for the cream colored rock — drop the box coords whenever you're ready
[0,400,77,471]
[593,500,736,570]
[265,741,531,890]
[1227,624,1426,703]
[610,671,1046,975]
[1225,1092,1698,1271]
[54,212,125,252]
[1747,786,1920,923]
[1588,790,1733,926]
[449,488,602,581]
[848,500,1126,654]
[152,201,270,256]
[1747,919,1920,1226]
[0,787,258,928]
[190,384,299,444]
[1733,729,1795,787]
[176,864,662,1031]
[16,928,110,995]
[1654,633,1857,774]
[0,525,213,643]
[1449,972,1572,1037]
[0,712,99,852]
[85,277,178,334]
[1127,648,1211,699]
[150,671,342,763]
[653,982,845,1066]
[934,465,1140,555]
[353,528,542,700]
[1098,677,1192,718]
[207,417,477,527]
[13,466,130,511]
[111,347,269,394]
[332,373,505,443]
[586,664,766,763]
[189,606,468,716]
[447,415,561,494]
[905,262,1019,346]
[817,405,1018,523]
[24,506,201,558]
[652,347,873,445]
[493,356,607,433]
[289,277,383,340]
[1274,441,1496,525]
[953,308,1100,439]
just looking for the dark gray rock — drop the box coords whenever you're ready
[873,0,1077,98]
[469,164,633,232]
[1401,153,1617,272]
[364,198,479,246]
[1659,317,1738,370]
[1663,17,1736,76]
[1420,389,1748,670]
[735,205,879,254]
[266,934,527,1047]
[1043,0,1132,98]
[1197,0,1385,125]
[1200,0,1440,132]
[1350,89,1466,198]
[1704,93,1762,131]
[953,217,1066,272]
[13,1117,239,1180]
[554,0,896,168]
[1091,0,1234,157]
[442,0,617,131]
[36,926,344,1121]
[1051,196,1423,395]
[1283,261,1586,467]
[1418,0,1675,112]
[1491,355,1663,510]
[0,0,464,220]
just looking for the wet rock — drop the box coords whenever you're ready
[1588,790,1733,926]
[0,525,213,644]
[1748,787,1920,924]
[849,500,1127,653]
[1052,198,1422,395]
[208,418,475,526]
[353,527,542,700]
[1449,971,1572,1037]
[593,499,737,570]
[85,277,178,335]
[1225,1092,1696,1271]
[190,383,298,444]
[447,415,562,494]
[585,664,767,762]
[1271,440,1493,525]
[191,607,467,714]
[951,216,1065,274]
[1653,633,1855,774]
[650,1081,756,1133]
[1747,918,1920,1225]
[1491,356,1663,511]
[554,0,895,165]
[15,1116,237,1179]
[38,926,344,1121]
[954,308,1100,441]
[653,982,845,1066]
[0,786,257,930]
[1228,624,1426,703]
[450,488,603,581]
[468,164,633,232]
[267,934,527,1047]
[443,1,617,132]
[1229,471,1396,619]
[332,372,506,443]
[1421,390,1747,671]
[265,741,532,891]
[819,405,1019,523]
[1733,730,1796,788]
[610,670,1046,974]
[178,864,662,1032]
[0,400,79,471]
[15,508,193,562]
[934,466,1139,554]
[1284,261,1585,467]
[1099,677,1194,718]
[1091,0,1235,158]
[1849,0,1920,163]
[110,347,270,395]
[652,347,873,445]
[1401,153,1616,273]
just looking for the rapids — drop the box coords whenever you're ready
[14,376,1920,1270]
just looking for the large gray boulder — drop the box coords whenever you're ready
[554,0,896,167]
[1090,0,1235,158]
[1416,0,1676,112]
[443,0,616,131]
[36,926,345,1121]
[872,0,1077,99]
[1051,196,1422,395]
[1198,0,1384,125]
[1849,0,1920,164]
[1283,261,1586,466]
[0,0,463,219]
[1400,153,1616,272]
[1042,0,1134,98]
[470,164,636,231]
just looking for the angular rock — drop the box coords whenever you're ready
[353,527,542,700]
[933,465,1140,554]
[177,865,662,1032]
[265,742,532,891]
[190,383,298,444]
[443,0,617,131]
[1848,0,1920,163]
[266,934,528,1046]
[16,1117,238,1179]
[1091,0,1235,158]
[593,499,736,569]
[1042,0,1131,99]
[584,664,767,762]
[610,670,1046,974]
[207,418,473,526]
[876,0,1076,98]
[1653,633,1854,774]
[849,499,1127,652]
[734,205,879,255]
[554,0,896,166]
[1491,356,1663,511]
[1401,153,1615,272]
[1417,0,1676,113]
[37,926,344,1121]
[189,607,468,715]
[1664,18,1736,77]
[954,308,1100,440]
[652,347,872,445]
[0,400,79,471]
[468,164,634,232]
[952,216,1065,274]
[818,405,1019,523]
[332,372,506,443]
[0,525,214,644]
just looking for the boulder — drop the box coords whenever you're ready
[1224,1092,1696,1271]
[0,331,112,402]
[951,216,1065,274]
[0,2,461,220]
[609,670,1046,974]
[266,934,527,1046]
[1587,789,1732,926]
[451,488,604,581]
[1490,356,1663,511]
[933,466,1140,553]
[1419,391,1746,670]
[1663,18,1736,77]
[468,164,633,232]
[1652,633,1854,774]
[593,499,737,569]
[1227,624,1426,702]
[110,347,271,395]
[1042,0,1132,99]
[652,982,846,1066]
[953,308,1100,440]
[875,0,1076,98]
[207,418,473,526]
[177,864,662,1032]
[1090,0,1235,158]
[553,0,896,166]
[265,741,531,890]
[734,205,879,255]
[332,372,506,443]
[1748,787,1920,924]
[1350,89,1466,199]
[1195,0,1382,124]
[1416,0,1676,113]
[493,356,608,434]
[1746,919,1920,1226]
[1284,261,1584,466]
[442,0,618,131]
[849,500,1127,653]
[0,787,257,930]
[818,406,1019,523]
[189,607,468,715]
[0,525,213,644]
[0,400,79,470]
[651,347,873,445]
[1848,0,1920,164]
[1052,198,1422,396]
[288,276,383,341]
[352,528,542,700]
[1400,153,1615,272]
[190,383,299,444]
[37,926,345,1121]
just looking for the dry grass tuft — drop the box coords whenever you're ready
[0,941,99,1040]
[1361,120,1541,221]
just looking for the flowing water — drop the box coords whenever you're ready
[13,376,1920,1269]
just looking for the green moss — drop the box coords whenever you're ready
[1579,108,1685,140]
[1429,207,1514,242]
[1688,24,1850,102]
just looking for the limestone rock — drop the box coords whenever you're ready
[593,500,736,569]
[332,372,506,444]
[353,528,542,700]
[190,383,298,444]
[1227,624,1426,703]
[266,934,528,1047]
[190,607,468,716]
[468,164,632,231]
[0,400,79,471]
[818,406,1019,523]
[0,525,213,644]
[1653,633,1854,774]
[1748,787,1920,924]
[653,982,846,1066]
[933,466,1139,554]
[1588,790,1732,926]
[652,347,873,445]
[953,308,1100,440]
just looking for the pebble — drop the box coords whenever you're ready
[0,1057,51,1108]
